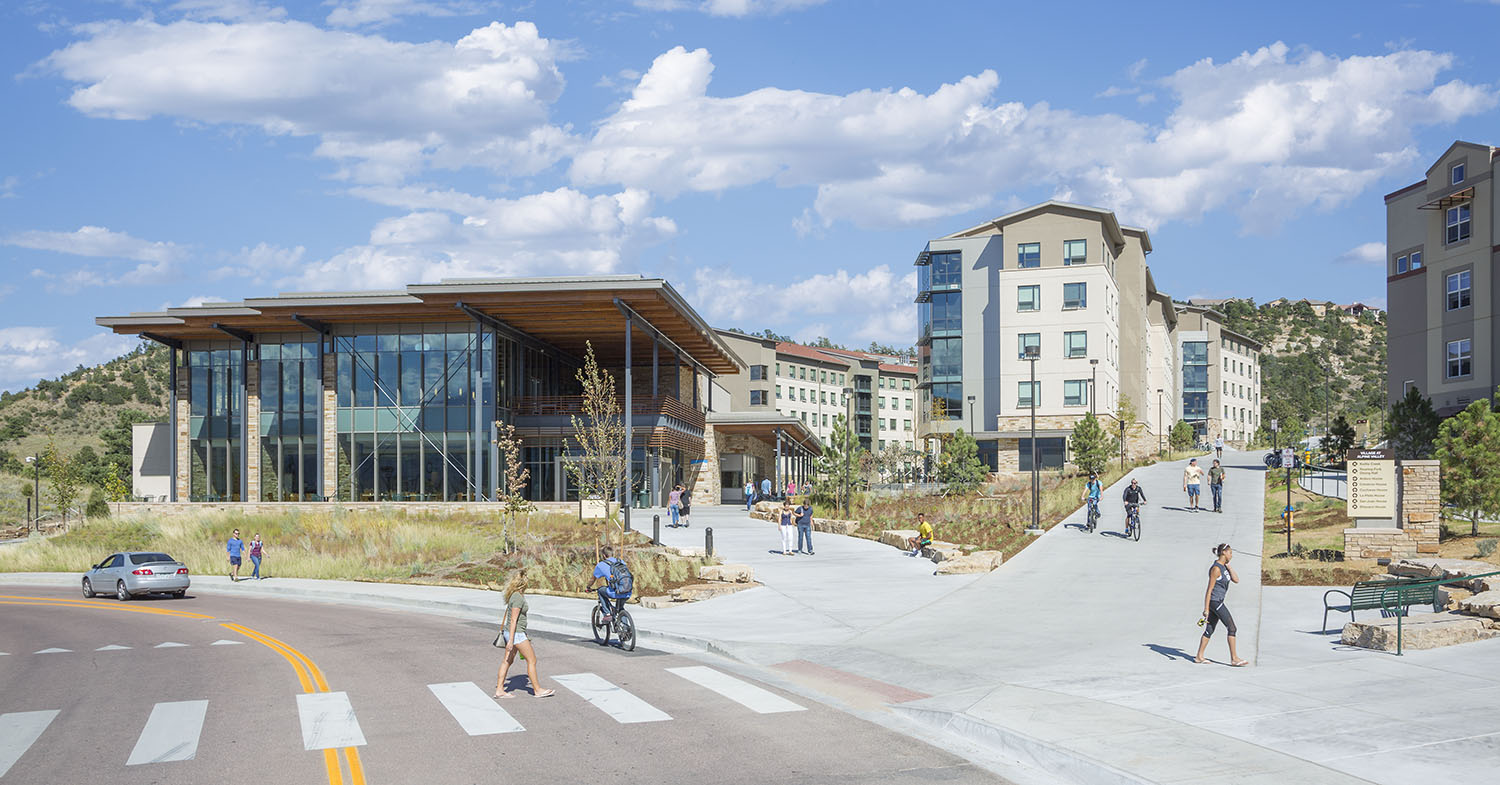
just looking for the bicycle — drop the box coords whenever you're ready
[1125,503,1142,541]
[1085,497,1100,533]
[590,599,637,652]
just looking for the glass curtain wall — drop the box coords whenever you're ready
[332,324,500,502]
[259,337,321,501]
[188,342,244,501]
[1182,341,1209,438]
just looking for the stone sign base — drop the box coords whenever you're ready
[1342,460,1440,559]
[1341,612,1500,651]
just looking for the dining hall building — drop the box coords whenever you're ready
[99,276,821,511]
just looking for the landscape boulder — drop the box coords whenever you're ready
[812,517,860,536]
[1341,612,1499,651]
[699,563,754,583]
[670,583,751,602]
[933,550,1004,575]
[881,530,917,549]
[1388,558,1496,589]
[1459,590,1500,620]
[920,541,964,563]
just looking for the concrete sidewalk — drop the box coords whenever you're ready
[9,450,1500,783]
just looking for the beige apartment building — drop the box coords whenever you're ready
[1386,141,1498,415]
[1175,305,1262,447]
[914,200,1262,469]
[713,330,918,453]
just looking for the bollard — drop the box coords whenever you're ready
[624,512,631,533]
[705,527,714,558]
[652,514,660,545]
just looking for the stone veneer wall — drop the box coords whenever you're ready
[321,353,338,500]
[175,360,190,501]
[244,360,261,502]
[1344,460,1440,559]
[691,424,721,505]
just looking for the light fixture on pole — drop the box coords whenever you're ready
[25,454,39,532]
[966,394,976,434]
[1021,345,1041,533]
[842,385,854,516]
[1157,388,1165,457]
[1089,359,1099,417]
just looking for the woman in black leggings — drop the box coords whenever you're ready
[1195,543,1248,666]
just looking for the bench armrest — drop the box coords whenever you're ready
[1322,589,1352,609]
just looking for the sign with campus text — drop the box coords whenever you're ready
[1347,449,1396,519]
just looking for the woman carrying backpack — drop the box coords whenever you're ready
[494,569,555,699]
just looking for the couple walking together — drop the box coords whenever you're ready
[776,500,814,556]
[667,484,691,527]
[1182,458,1226,512]
[225,529,266,581]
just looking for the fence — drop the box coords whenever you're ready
[1296,463,1347,500]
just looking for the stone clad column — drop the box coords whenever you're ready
[175,359,191,502]
[322,352,338,500]
[1400,460,1442,556]
[245,361,261,502]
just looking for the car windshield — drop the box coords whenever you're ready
[130,553,176,565]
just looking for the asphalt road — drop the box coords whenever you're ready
[0,586,1001,785]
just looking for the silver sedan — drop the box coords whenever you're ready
[82,552,191,600]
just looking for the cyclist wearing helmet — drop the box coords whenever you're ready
[1081,472,1103,504]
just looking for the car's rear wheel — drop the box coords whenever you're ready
[116,580,131,601]
[82,578,94,598]
[173,590,186,599]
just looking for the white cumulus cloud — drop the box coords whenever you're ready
[574,42,1496,233]
[283,185,678,290]
[43,19,574,184]
[326,0,475,28]
[1335,241,1386,266]
[7,225,184,263]
[634,0,828,16]
[686,264,915,346]
[0,328,139,394]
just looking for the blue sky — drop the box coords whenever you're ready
[2,0,1497,392]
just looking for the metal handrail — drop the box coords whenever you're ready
[1379,569,1500,655]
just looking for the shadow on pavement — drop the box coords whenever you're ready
[1143,643,1197,662]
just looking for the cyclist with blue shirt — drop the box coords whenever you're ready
[587,546,632,622]
[1080,473,1103,531]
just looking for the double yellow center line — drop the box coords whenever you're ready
[221,622,366,785]
[5,594,365,785]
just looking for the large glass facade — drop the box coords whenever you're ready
[917,247,963,423]
[1181,340,1209,437]
[188,343,244,501]
[259,337,321,501]
[332,325,498,502]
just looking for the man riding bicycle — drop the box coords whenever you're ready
[587,546,632,622]
[1122,478,1147,530]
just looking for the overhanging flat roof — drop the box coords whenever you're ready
[707,412,823,455]
[98,276,742,375]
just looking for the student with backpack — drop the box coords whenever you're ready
[588,545,633,622]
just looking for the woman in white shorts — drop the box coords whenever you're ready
[494,570,555,699]
[779,502,796,555]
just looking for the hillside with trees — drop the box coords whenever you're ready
[1210,299,1387,446]
[0,341,168,523]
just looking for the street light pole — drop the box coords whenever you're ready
[967,394,976,434]
[1089,358,1099,417]
[26,453,39,532]
[842,386,854,517]
[1021,346,1040,532]
[1157,388,1165,457]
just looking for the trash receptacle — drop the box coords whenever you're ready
[636,490,650,508]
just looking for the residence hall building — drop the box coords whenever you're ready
[713,330,919,453]
[98,276,819,510]
[1174,305,1262,447]
[915,201,1173,471]
[1387,141,1499,416]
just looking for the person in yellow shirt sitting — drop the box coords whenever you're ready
[907,513,934,557]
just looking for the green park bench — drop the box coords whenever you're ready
[1322,578,1441,633]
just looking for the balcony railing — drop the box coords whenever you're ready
[513,396,705,451]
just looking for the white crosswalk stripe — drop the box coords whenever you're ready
[153,642,188,649]
[0,710,58,777]
[32,648,69,654]
[209,640,243,646]
[666,666,806,714]
[553,673,671,724]
[96,645,131,651]
[428,682,525,736]
[296,692,366,750]
[126,701,208,765]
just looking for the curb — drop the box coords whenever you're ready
[890,703,1152,785]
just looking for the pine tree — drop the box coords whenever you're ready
[814,413,864,516]
[938,428,987,493]
[1385,386,1440,460]
[1434,397,1500,537]
[1322,415,1357,465]
[1068,413,1112,476]
[1169,420,1195,451]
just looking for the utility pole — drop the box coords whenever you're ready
[1021,346,1040,532]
